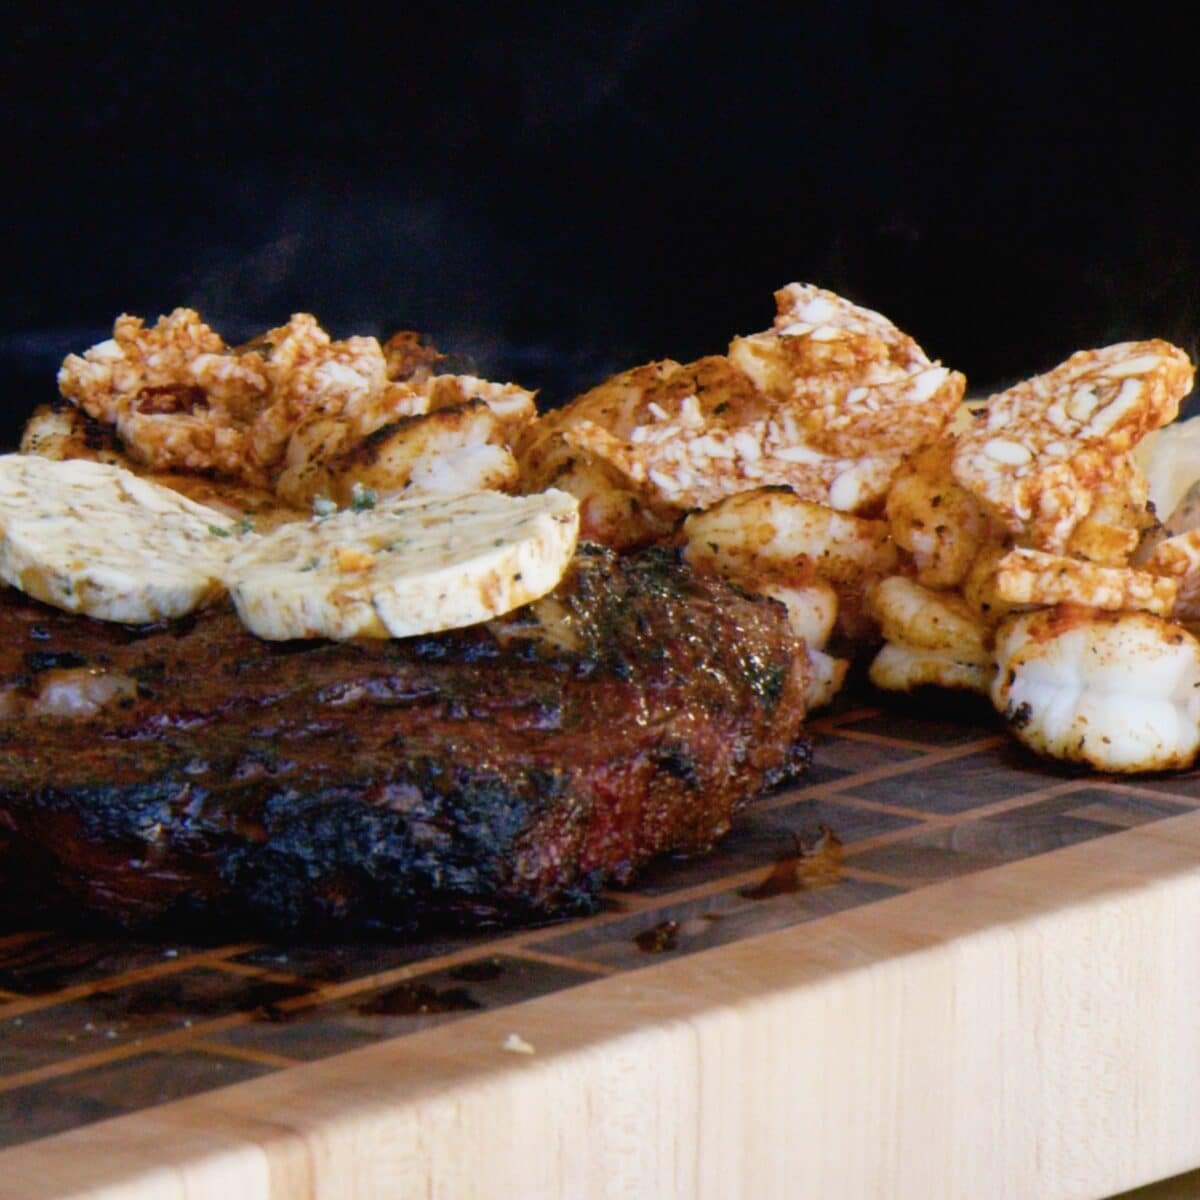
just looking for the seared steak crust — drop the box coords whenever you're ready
[0,546,810,933]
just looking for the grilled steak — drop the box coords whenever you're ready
[0,546,811,934]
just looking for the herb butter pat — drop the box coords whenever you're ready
[0,453,243,623]
[224,489,580,640]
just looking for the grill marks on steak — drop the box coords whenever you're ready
[0,546,811,933]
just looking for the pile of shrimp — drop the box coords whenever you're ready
[514,286,1200,772]
[38,309,536,516]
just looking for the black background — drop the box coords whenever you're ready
[3,3,1198,442]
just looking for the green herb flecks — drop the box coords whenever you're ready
[350,482,377,511]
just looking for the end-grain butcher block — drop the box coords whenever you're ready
[0,546,812,934]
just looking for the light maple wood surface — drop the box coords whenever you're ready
[3,808,1200,1200]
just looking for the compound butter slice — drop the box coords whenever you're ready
[224,489,580,640]
[0,453,241,623]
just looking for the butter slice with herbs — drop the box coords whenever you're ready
[224,488,580,640]
[0,453,244,622]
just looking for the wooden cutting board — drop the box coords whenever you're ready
[2,698,1200,1199]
